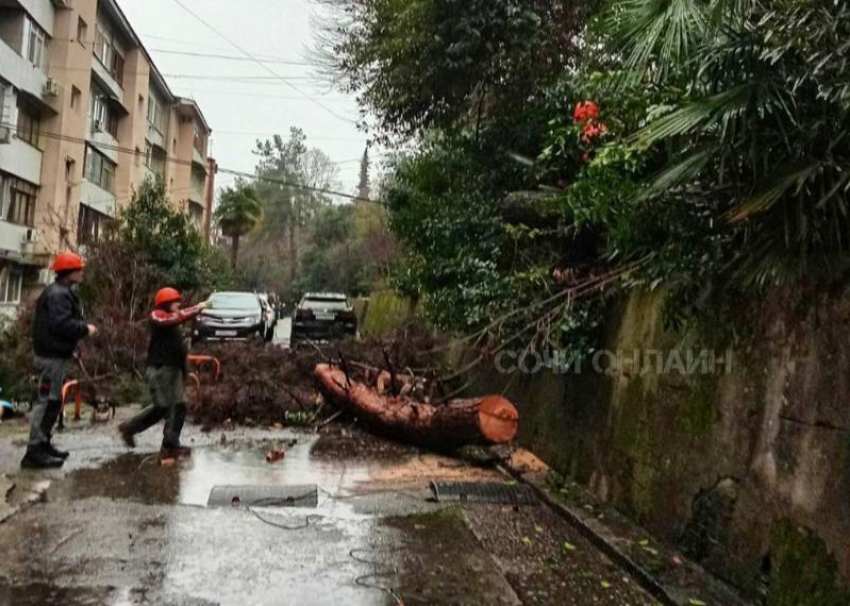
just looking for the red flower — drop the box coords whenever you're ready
[581,120,608,143]
[573,100,600,123]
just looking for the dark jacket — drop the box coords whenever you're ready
[32,281,89,359]
[146,305,203,370]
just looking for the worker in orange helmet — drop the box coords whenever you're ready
[118,287,211,458]
[24,251,97,468]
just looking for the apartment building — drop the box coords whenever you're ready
[0,0,215,321]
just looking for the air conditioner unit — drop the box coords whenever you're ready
[0,126,10,144]
[43,78,59,98]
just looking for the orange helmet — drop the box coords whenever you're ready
[154,287,183,307]
[53,251,85,273]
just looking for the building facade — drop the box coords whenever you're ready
[0,0,215,321]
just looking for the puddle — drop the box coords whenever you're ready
[49,436,407,509]
[1,431,523,605]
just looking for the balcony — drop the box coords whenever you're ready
[87,116,120,164]
[0,219,37,261]
[0,37,48,101]
[0,135,42,184]
[80,179,117,218]
[91,57,123,104]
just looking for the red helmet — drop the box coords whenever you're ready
[154,287,183,307]
[53,251,85,273]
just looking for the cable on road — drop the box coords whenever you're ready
[350,546,408,606]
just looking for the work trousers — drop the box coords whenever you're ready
[122,366,187,448]
[27,356,68,450]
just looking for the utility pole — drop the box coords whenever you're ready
[204,157,218,244]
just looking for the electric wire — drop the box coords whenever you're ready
[2,122,379,204]
[149,48,318,67]
[170,0,354,125]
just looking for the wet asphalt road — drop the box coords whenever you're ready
[0,406,660,606]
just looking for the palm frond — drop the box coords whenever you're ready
[726,162,819,223]
[637,148,713,200]
[632,85,752,146]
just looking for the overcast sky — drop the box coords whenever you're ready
[120,0,370,197]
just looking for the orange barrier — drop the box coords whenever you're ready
[187,372,201,391]
[60,380,83,422]
[187,355,221,382]
[186,356,221,407]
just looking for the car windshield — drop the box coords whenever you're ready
[209,293,260,310]
[302,298,349,311]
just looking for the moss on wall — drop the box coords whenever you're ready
[768,521,850,606]
[466,285,850,599]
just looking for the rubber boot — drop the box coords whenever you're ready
[21,446,65,469]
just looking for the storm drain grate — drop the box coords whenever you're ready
[208,484,319,508]
[430,481,538,505]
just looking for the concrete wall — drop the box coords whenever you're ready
[467,288,850,604]
[359,287,850,602]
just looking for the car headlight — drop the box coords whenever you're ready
[253,315,262,324]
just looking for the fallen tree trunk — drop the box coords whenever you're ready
[314,363,518,449]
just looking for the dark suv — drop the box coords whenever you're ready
[291,293,357,341]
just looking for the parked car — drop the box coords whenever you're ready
[193,291,273,343]
[291,292,358,341]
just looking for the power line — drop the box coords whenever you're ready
[170,88,350,102]
[217,167,379,205]
[213,129,366,142]
[3,123,378,205]
[170,0,354,125]
[163,74,323,82]
[149,48,317,67]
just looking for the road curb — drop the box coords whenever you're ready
[498,462,679,606]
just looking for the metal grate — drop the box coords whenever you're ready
[208,484,318,508]
[430,481,538,505]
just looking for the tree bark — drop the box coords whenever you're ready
[231,235,240,269]
[314,364,518,449]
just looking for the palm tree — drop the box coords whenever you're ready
[605,0,850,281]
[215,184,263,268]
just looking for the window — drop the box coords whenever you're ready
[77,17,88,47]
[0,82,9,125]
[193,123,206,155]
[191,167,206,194]
[90,86,119,138]
[77,204,106,245]
[188,201,204,227]
[145,144,166,178]
[24,17,49,71]
[5,178,37,227]
[111,52,125,87]
[16,98,41,148]
[93,22,124,85]
[84,146,116,193]
[147,94,166,134]
[0,265,23,305]
[70,86,81,111]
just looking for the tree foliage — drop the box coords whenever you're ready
[327,0,850,350]
[85,177,231,317]
[316,0,590,139]
[215,183,263,268]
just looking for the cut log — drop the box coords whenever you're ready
[314,364,518,449]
